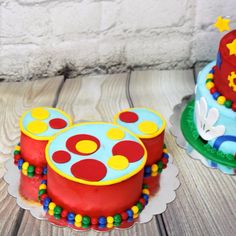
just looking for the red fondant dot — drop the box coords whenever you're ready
[71,159,107,181]
[66,134,100,156]
[52,150,71,163]
[119,111,139,123]
[112,140,145,163]
[49,118,67,129]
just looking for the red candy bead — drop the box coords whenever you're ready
[232,102,236,112]
[210,87,217,94]
[35,167,42,175]
[121,212,128,220]
[42,175,47,180]
[91,217,98,225]
[40,194,48,203]
[14,154,21,161]
[139,198,146,207]
[61,210,68,218]
[161,158,168,165]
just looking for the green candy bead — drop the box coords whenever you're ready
[158,161,163,169]
[14,150,20,155]
[54,206,62,215]
[205,78,213,84]
[163,144,166,148]
[113,221,121,227]
[27,165,35,173]
[38,189,46,196]
[54,214,61,220]
[142,184,148,189]
[136,202,143,212]
[82,216,91,225]
[28,172,34,178]
[82,223,90,228]
[113,214,121,223]
[224,100,232,108]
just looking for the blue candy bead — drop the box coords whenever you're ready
[43,205,48,211]
[43,197,51,207]
[43,167,47,175]
[98,216,106,225]
[18,159,24,169]
[142,194,149,202]
[213,92,220,100]
[144,166,151,174]
[67,220,74,225]
[67,212,75,221]
[126,209,133,218]
[162,153,169,159]
[41,180,47,184]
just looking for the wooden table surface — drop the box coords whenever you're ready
[0,69,235,236]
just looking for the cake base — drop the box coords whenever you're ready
[4,153,179,232]
[170,95,236,175]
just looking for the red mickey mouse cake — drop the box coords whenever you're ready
[181,29,236,174]
[114,108,168,195]
[14,107,72,201]
[39,122,149,228]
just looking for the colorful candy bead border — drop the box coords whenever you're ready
[205,68,236,112]
[14,145,47,177]
[38,180,150,229]
[144,145,169,177]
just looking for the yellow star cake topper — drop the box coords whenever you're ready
[214,16,231,32]
[227,39,236,56]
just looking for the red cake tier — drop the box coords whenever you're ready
[214,30,236,102]
[47,166,144,217]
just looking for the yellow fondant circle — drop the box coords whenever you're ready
[106,128,125,140]
[138,121,158,134]
[108,155,129,170]
[27,120,48,134]
[31,107,50,120]
[75,140,98,154]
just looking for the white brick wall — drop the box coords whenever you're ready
[1,0,236,80]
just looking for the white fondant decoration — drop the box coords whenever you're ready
[195,97,225,141]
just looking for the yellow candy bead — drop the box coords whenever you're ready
[217,96,226,105]
[22,169,27,176]
[74,222,82,228]
[107,223,113,229]
[22,162,29,171]
[207,73,213,79]
[15,146,20,151]
[48,210,54,216]
[107,216,114,224]
[151,164,158,172]
[133,213,139,219]
[163,148,168,153]
[131,206,139,214]
[75,214,82,223]
[206,81,214,90]
[142,189,150,195]
[151,172,158,177]
[39,184,47,190]
[48,202,56,211]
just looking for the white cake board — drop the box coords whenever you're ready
[4,154,179,232]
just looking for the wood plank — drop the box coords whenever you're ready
[0,77,64,235]
[129,69,236,236]
[18,73,161,235]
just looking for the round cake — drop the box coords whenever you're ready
[40,122,149,227]
[114,108,166,166]
[181,30,236,174]
[14,107,72,201]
